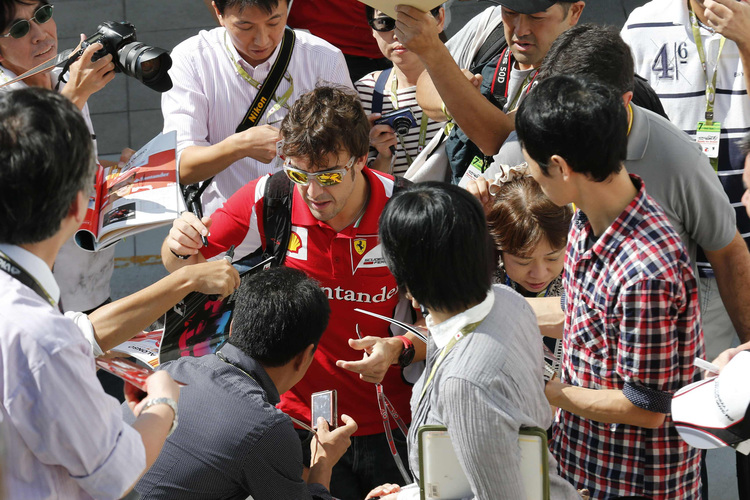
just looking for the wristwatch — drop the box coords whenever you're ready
[142,397,179,437]
[395,335,415,367]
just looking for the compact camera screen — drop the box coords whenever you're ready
[311,389,338,430]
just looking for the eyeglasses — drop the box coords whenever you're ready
[0,4,54,39]
[367,7,441,32]
[282,156,356,187]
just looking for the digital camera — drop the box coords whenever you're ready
[72,22,172,92]
[374,108,418,136]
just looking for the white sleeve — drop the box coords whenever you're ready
[65,310,104,357]
[161,44,212,160]
[8,327,145,498]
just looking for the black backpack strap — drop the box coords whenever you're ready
[262,170,294,266]
[234,171,293,269]
[371,67,392,115]
[470,22,507,74]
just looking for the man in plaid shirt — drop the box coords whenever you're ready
[516,75,704,498]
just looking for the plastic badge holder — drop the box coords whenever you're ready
[417,425,550,500]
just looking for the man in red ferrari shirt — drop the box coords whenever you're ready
[161,86,423,499]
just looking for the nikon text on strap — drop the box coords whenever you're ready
[235,27,296,133]
[182,27,297,211]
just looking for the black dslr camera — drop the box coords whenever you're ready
[71,22,172,92]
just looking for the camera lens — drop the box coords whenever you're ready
[139,57,161,80]
[392,117,411,136]
[117,42,173,92]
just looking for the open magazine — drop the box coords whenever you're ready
[75,130,184,252]
[95,357,186,391]
[111,328,163,368]
[158,256,276,365]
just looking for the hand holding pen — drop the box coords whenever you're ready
[207,245,235,301]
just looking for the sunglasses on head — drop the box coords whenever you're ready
[1,4,54,39]
[368,7,441,32]
[283,156,356,187]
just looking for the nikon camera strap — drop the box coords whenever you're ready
[182,27,296,210]
[235,27,296,133]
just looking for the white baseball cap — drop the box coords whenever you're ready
[672,351,750,451]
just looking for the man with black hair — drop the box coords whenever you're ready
[516,75,704,498]
[163,0,352,217]
[367,182,579,500]
[126,267,357,500]
[476,26,748,356]
[393,0,584,182]
[162,86,422,499]
[0,87,180,499]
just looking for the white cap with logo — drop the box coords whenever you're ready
[672,351,750,454]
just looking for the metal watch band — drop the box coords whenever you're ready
[142,397,179,437]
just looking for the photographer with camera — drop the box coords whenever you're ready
[0,0,127,315]
[356,6,446,176]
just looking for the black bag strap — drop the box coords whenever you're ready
[182,27,296,212]
[235,171,293,268]
[371,67,392,115]
[470,22,507,73]
[235,27,296,133]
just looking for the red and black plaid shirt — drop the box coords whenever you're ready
[551,175,704,499]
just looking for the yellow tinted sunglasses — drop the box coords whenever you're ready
[283,156,356,187]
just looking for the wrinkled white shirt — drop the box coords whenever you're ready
[0,244,145,499]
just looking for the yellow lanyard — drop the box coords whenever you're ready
[688,3,726,126]
[418,319,483,405]
[223,31,294,124]
[388,70,429,166]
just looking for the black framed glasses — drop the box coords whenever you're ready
[367,7,441,33]
[1,4,54,39]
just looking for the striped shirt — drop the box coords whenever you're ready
[552,175,704,499]
[622,0,750,273]
[356,70,444,176]
[162,27,352,217]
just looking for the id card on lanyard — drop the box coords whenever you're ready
[689,3,725,170]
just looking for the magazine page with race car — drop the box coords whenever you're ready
[75,130,184,252]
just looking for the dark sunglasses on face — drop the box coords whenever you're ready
[1,4,54,39]
[368,7,441,32]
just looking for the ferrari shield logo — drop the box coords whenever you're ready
[354,238,367,255]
